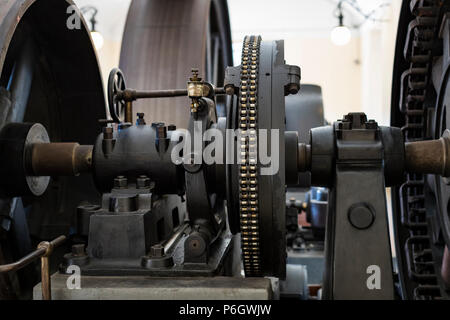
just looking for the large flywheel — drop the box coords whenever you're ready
[119,0,233,128]
[391,0,450,300]
[0,0,105,299]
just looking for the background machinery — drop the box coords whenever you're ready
[0,0,450,301]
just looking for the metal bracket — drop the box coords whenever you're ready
[323,113,395,299]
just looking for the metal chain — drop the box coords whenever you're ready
[400,0,442,299]
[239,35,262,276]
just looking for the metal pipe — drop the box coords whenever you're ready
[117,87,226,101]
[125,101,133,123]
[36,236,66,300]
[0,247,46,273]
[163,223,189,253]
[30,143,93,176]
[40,252,51,300]
[0,235,66,274]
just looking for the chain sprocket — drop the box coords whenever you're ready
[238,35,262,276]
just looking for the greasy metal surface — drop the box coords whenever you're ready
[119,0,232,129]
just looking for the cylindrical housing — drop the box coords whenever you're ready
[31,143,93,176]
[380,126,405,187]
[92,124,185,194]
[309,125,335,187]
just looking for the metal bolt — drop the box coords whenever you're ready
[348,204,375,230]
[137,175,150,189]
[366,119,378,129]
[72,244,86,256]
[103,126,113,140]
[225,85,235,96]
[114,176,128,189]
[151,122,165,128]
[157,125,167,139]
[136,113,146,125]
[288,83,299,95]
[191,68,200,81]
[150,244,165,258]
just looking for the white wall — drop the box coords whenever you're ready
[228,0,363,123]
[285,36,362,123]
[360,0,402,125]
[73,0,131,89]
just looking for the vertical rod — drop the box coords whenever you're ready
[125,101,133,123]
[41,255,51,300]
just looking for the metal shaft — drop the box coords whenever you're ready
[297,131,450,178]
[0,247,46,273]
[404,132,450,177]
[125,101,133,123]
[30,143,93,176]
[117,87,226,101]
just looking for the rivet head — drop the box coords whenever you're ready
[348,204,375,230]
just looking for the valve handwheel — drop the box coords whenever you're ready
[108,68,127,123]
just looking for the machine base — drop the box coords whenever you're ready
[33,273,273,300]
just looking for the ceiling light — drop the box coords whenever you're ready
[331,1,351,46]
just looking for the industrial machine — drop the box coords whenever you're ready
[0,0,450,300]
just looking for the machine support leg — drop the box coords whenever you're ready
[324,167,395,299]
